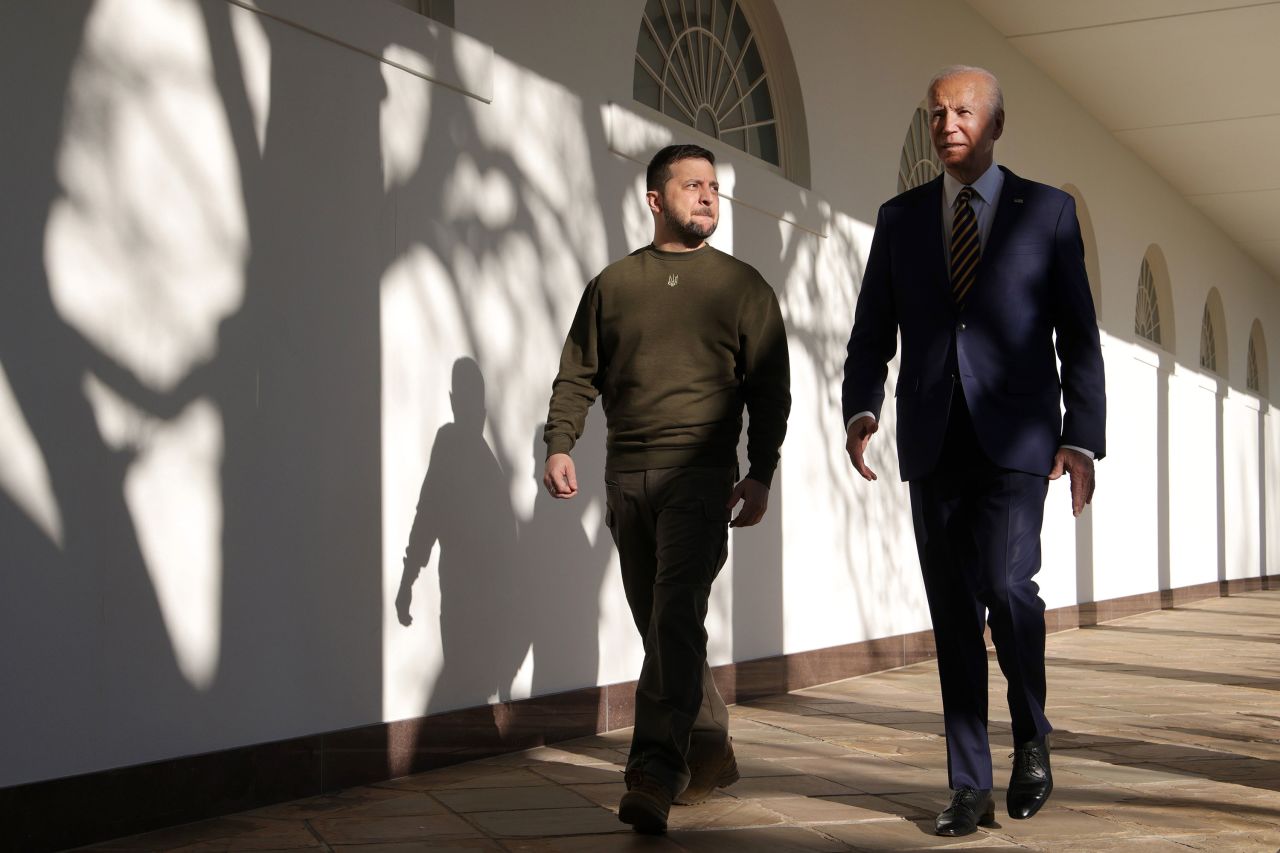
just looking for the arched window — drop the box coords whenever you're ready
[1135,259,1162,346]
[898,104,941,193]
[1200,288,1227,378]
[1248,335,1260,391]
[1134,246,1174,352]
[1200,303,1217,372]
[633,0,809,185]
[1248,320,1269,397]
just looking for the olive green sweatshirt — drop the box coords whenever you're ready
[544,243,790,486]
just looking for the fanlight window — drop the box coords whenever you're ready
[1200,303,1217,372]
[634,0,780,166]
[899,105,941,192]
[1247,335,1260,393]
[1135,259,1162,345]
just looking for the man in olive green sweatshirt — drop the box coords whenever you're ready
[543,144,791,834]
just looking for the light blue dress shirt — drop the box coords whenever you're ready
[942,162,1003,268]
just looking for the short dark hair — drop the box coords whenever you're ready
[646,143,715,192]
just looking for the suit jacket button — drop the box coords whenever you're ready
[958,322,967,331]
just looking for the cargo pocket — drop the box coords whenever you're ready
[702,497,732,579]
[605,481,620,531]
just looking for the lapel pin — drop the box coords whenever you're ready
[1013,197,1025,204]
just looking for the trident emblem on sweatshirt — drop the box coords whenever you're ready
[667,274,679,287]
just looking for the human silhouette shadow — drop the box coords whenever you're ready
[396,358,528,753]
[523,416,611,697]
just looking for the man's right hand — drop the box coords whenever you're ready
[846,416,879,481]
[544,453,579,498]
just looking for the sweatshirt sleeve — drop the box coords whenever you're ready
[739,279,791,486]
[543,278,602,457]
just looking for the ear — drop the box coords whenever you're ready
[646,189,662,216]
[992,109,1005,140]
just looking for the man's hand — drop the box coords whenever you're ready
[1049,447,1095,517]
[395,579,414,627]
[727,477,769,527]
[543,452,578,499]
[845,416,879,481]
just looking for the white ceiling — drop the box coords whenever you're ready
[965,0,1280,283]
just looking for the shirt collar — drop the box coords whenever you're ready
[943,162,1003,208]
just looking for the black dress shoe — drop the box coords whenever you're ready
[935,786,995,836]
[1007,738,1053,819]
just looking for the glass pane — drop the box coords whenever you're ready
[707,48,730,112]
[739,40,765,89]
[695,106,718,137]
[1247,337,1260,391]
[634,59,661,107]
[673,33,700,95]
[1200,304,1216,372]
[714,0,734,32]
[725,4,749,56]
[746,76,773,125]
[721,129,746,152]
[646,0,674,50]
[1135,261,1161,346]
[696,0,714,31]
[723,103,746,133]
[636,27,666,86]
[663,68,692,122]
[748,123,779,165]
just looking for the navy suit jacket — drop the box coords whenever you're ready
[842,167,1106,481]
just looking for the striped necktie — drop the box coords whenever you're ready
[951,186,980,306]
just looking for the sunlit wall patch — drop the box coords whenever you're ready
[41,0,250,690]
[0,360,63,548]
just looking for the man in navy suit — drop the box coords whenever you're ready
[842,66,1106,837]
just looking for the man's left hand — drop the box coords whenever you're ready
[395,579,414,627]
[727,478,769,527]
[1049,448,1095,517]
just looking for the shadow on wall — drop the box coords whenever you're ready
[2,0,620,788]
[372,0,638,740]
[394,358,612,759]
[523,412,611,697]
[195,0,386,748]
[4,0,397,782]
[395,358,526,744]
[0,1,209,783]
[774,200,920,642]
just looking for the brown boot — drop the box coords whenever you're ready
[675,737,740,805]
[618,770,672,834]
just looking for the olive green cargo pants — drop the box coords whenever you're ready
[604,465,734,797]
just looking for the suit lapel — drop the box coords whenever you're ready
[913,176,949,300]
[979,166,1023,278]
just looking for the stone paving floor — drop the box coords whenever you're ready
[83,590,1280,852]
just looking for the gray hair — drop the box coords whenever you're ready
[928,65,1004,118]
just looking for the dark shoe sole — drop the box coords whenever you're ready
[673,764,741,806]
[618,798,668,834]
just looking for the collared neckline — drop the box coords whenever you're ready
[943,162,1003,208]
